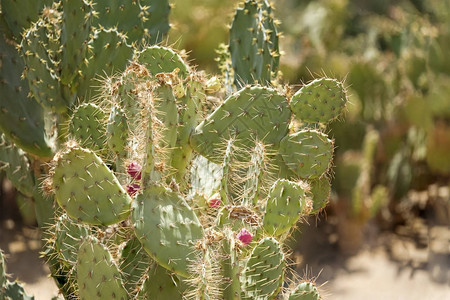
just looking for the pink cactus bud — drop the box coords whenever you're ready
[237,228,253,245]
[126,184,140,196]
[207,193,221,208]
[127,162,142,180]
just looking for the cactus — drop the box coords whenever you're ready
[229,0,280,88]
[50,142,132,225]
[76,238,127,299]
[1,249,36,299]
[0,1,347,299]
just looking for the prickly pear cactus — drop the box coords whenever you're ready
[229,0,280,88]
[76,238,127,299]
[0,1,345,299]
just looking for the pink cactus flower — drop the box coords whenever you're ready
[126,184,140,196]
[207,193,221,208]
[237,228,253,245]
[127,162,142,180]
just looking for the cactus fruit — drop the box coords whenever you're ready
[127,162,143,180]
[237,228,253,245]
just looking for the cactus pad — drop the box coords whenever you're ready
[68,103,107,152]
[138,46,189,77]
[0,134,35,197]
[263,179,308,237]
[307,177,331,214]
[54,214,90,267]
[137,264,187,299]
[190,86,290,163]
[229,0,280,87]
[242,237,284,299]
[60,0,93,85]
[288,281,321,300]
[0,20,52,157]
[279,130,334,179]
[290,78,347,124]
[76,238,127,299]
[132,185,203,277]
[120,238,152,294]
[52,144,132,225]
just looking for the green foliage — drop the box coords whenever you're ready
[0,0,351,298]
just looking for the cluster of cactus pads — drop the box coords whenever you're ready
[0,0,348,299]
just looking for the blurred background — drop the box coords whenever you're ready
[1,0,449,299]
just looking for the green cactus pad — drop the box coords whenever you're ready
[54,214,90,267]
[52,144,132,225]
[242,237,284,299]
[93,0,142,43]
[263,179,308,237]
[288,281,321,300]
[229,0,280,88]
[107,105,129,157]
[0,249,6,288]
[140,0,171,45]
[169,78,205,184]
[0,20,53,157]
[290,78,347,124]
[120,238,152,294]
[68,103,107,152]
[190,86,290,163]
[60,0,93,85]
[308,177,331,214]
[190,155,223,198]
[153,82,178,155]
[1,0,53,38]
[76,238,127,300]
[137,264,187,299]
[138,46,189,77]
[132,185,203,277]
[243,142,267,206]
[93,0,170,45]
[77,28,133,101]
[4,281,35,300]
[20,13,67,113]
[0,134,35,197]
[279,130,334,179]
